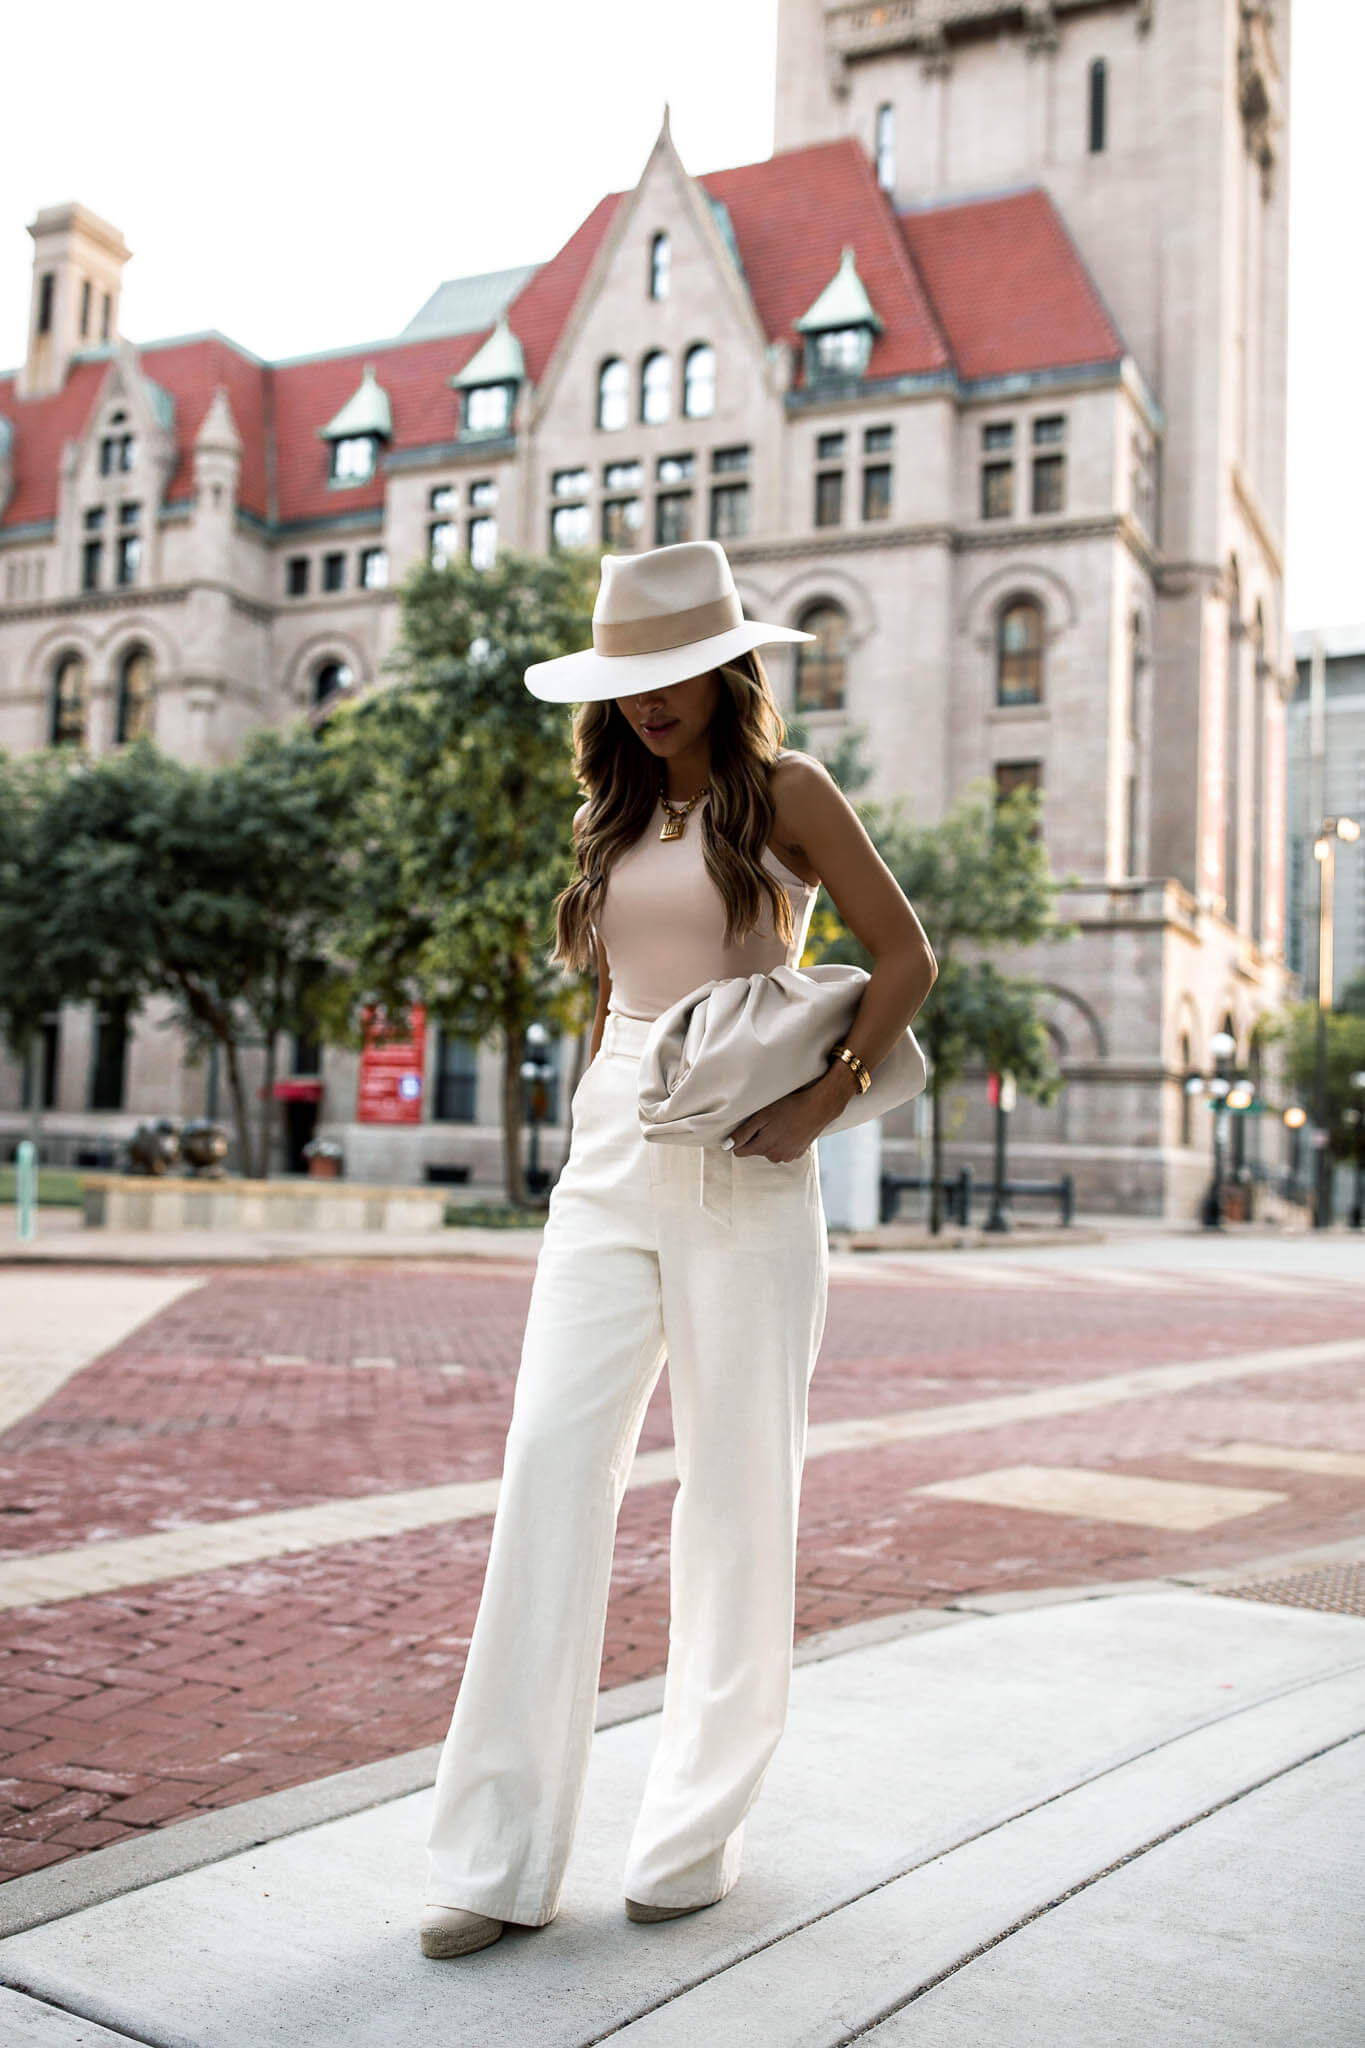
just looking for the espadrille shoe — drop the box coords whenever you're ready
[419,1904,504,1958]
[625,1897,713,1923]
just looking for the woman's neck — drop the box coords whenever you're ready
[662,741,712,804]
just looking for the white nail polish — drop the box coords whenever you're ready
[721,1137,734,1150]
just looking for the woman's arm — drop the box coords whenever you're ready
[773,753,937,1121]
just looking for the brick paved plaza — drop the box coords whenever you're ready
[0,1246,1361,1878]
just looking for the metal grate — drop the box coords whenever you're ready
[1211,1561,1365,1619]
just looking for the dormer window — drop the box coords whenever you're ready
[319,364,393,487]
[465,385,511,435]
[451,314,524,441]
[796,246,884,387]
[813,328,871,376]
[333,437,375,482]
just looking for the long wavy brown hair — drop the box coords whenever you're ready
[550,649,798,975]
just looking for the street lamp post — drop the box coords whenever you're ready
[1197,1029,1237,1229]
[1311,814,1361,1229]
[1282,1103,1308,1213]
[520,1022,554,1201]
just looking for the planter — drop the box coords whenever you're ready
[307,1155,343,1179]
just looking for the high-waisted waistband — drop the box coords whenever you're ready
[600,1010,655,1058]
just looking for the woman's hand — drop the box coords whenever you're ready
[724,1063,860,1161]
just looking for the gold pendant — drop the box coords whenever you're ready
[659,811,686,841]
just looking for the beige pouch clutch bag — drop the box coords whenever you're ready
[637,963,928,1147]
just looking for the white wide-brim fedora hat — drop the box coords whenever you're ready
[523,539,814,703]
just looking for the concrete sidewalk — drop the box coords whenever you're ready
[0,1541,1360,2046]
[0,1201,1315,1267]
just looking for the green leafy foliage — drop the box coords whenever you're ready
[319,544,600,1201]
[0,732,354,1178]
[798,736,1077,1231]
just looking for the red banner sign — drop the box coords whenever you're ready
[357,1005,426,1124]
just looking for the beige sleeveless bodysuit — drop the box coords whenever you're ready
[595,790,818,1022]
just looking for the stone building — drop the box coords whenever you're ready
[1287,627,1365,1004]
[0,0,1296,1212]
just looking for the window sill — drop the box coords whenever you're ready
[989,703,1050,721]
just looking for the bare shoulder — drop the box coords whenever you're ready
[771,749,843,829]
[768,751,839,886]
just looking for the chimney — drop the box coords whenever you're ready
[18,202,132,401]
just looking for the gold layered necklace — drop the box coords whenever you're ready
[659,776,709,842]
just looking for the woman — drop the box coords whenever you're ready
[421,540,936,1958]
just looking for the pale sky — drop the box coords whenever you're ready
[1,0,1355,634]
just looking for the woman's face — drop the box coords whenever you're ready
[615,668,719,758]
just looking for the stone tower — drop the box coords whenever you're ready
[18,202,132,401]
[774,0,1292,951]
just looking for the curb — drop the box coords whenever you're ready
[2,1531,1361,1941]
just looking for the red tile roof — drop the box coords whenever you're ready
[268,333,488,525]
[0,358,111,528]
[504,192,623,386]
[1,151,1124,537]
[899,187,1124,381]
[703,139,952,382]
[141,338,270,519]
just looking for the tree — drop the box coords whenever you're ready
[15,733,354,1179]
[320,545,600,1204]
[807,772,1078,1232]
[1258,978,1365,1178]
[960,959,1067,1221]
[0,750,77,1147]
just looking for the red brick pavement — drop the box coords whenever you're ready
[0,1260,1361,1877]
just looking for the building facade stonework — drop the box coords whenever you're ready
[0,0,1295,1213]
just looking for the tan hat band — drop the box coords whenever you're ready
[593,591,744,658]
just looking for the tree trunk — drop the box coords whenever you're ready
[258,1029,279,1183]
[223,1036,255,1179]
[929,1077,943,1235]
[503,1013,524,1206]
[26,1029,44,1156]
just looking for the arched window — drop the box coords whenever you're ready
[640,350,672,425]
[1088,58,1107,153]
[115,646,155,744]
[997,597,1044,705]
[649,232,670,300]
[794,603,848,712]
[50,652,88,747]
[597,358,628,432]
[683,343,716,420]
[313,660,354,709]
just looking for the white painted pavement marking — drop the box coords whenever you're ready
[915,1464,1287,1531]
[0,1272,205,1438]
[0,1334,1358,1611]
[1188,1441,1365,1479]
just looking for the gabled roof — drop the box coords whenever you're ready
[499,191,623,386]
[702,139,952,384]
[319,364,393,441]
[451,314,524,390]
[402,263,540,341]
[797,245,884,335]
[898,186,1124,381]
[0,152,1129,537]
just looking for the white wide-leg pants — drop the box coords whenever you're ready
[425,1007,829,1924]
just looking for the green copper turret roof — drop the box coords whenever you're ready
[796,246,884,334]
[319,363,393,441]
[451,314,525,389]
